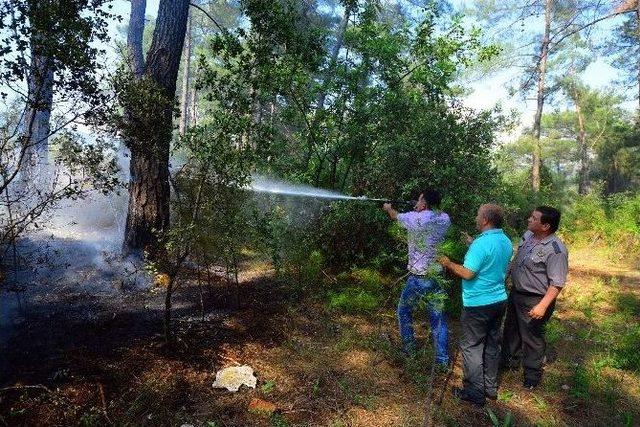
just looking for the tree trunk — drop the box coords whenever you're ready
[179,11,192,137]
[127,0,146,77]
[22,53,54,176]
[532,0,552,192]
[123,0,190,256]
[123,149,171,253]
[574,91,589,194]
[190,86,198,126]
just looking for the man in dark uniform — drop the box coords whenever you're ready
[502,206,569,390]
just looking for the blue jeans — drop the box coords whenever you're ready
[397,275,449,365]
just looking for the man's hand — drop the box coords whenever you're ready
[528,303,547,319]
[461,231,474,246]
[382,202,398,220]
[437,256,451,269]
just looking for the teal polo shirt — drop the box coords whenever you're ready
[462,228,513,307]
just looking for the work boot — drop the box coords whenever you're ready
[452,387,485,406]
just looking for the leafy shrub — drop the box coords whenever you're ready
[327,288,380,314]
[326,268,390,314]
[315,202,401,271]
[350,268,386,293]
[561,193,640,261]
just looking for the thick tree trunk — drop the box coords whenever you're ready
[179,11,192,137]
[123,0,190,256]
[123,150,171,252]
[532,0,552,192]
[22,53,54,175]
[127,0,146,77]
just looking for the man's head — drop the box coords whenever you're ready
[475,203,504,231]
[414,189,441,212]
[528,206,561,235]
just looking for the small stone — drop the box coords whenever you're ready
[561,384,570,390]
[212,365,257,392]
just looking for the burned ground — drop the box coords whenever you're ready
[1,246,639,426]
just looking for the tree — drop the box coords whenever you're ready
[0,0,120,260]
[179,8,192,137]
[118,0,190,257]
[538,86,632,194]
[468,0,632,191]
[606,4,640,107]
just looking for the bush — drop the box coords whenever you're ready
[315,202,402,271]
[327,288,381,314]
[326,268,391,314]
[561,193,640,261]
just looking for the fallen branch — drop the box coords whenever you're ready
[97,383,113,425]
[0,384,52,393]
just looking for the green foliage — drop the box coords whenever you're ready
[544,319,565,346]
[261,380,276,395]
[561,193,640,260]
[327,267,389,314]
[111,70,175,150]
[316,202,399,271]
[327,286,381,314]
[486,408,514,427]
[52,131,121,195]
[0,0,114,102]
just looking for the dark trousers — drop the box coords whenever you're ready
[460,300,506,400]
[502,291,555,384]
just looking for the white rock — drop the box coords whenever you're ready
[212,365,257,392]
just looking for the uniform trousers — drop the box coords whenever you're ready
[502,290,555,385]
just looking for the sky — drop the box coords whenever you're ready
[106,0,634,143]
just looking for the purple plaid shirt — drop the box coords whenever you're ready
[397,209,451,275]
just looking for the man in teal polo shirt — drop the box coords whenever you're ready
[439,204,513,405]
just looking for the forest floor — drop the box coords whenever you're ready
[1,246,639,426]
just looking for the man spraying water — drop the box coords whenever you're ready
[382,190,451,368]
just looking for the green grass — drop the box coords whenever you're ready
[327,288,380,313]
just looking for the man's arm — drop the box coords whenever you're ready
[438,256,476,280]
[528,285,561,319]
[382,203,398,220]
[529,249,568,319]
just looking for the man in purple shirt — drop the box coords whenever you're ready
[383,190,451,366]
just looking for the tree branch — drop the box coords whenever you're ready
[189,2,226,33]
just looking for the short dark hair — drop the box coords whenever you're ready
[481,204,504,228]
[535,206,561,233]
[421,189,441,208]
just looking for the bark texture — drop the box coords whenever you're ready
[123,0,190,256]
[22,53,54,175]
[127,0,146,77]
[179,11,192,137]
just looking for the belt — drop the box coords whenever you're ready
[513,288,545,298]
